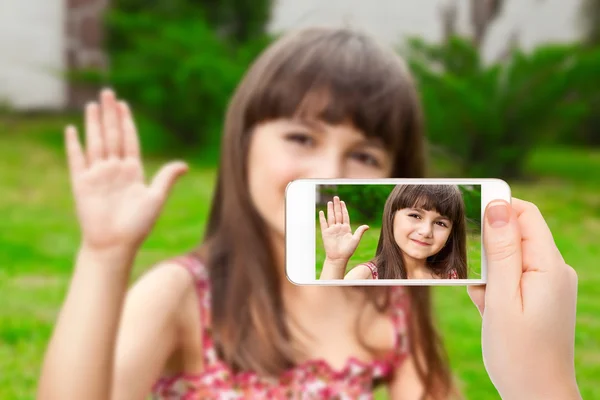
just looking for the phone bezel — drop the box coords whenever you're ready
[285,178,511,286]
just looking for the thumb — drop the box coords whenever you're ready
[353,225,369,242]
[483,200,523,302]
[150,161,189,198]
[467,285,486,317]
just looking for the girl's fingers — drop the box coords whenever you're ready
[341,200,351,227]
[333,196,343,224]
[100,89,122,158]
[319,210,328,231]
[149,161,189,200]
[327,201,334,225]
[65,125,86,180]
[352,225,369,242]
[85,102,104,163]
[119,101,141,160]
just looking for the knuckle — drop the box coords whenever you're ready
[487,237,517,261]
[565,264,578,284]
[523,200,542,216]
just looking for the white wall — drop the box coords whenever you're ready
[0,0,585,110]
[268,0,584,63]
[0,0,66,110]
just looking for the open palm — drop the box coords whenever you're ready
[319,196,369,262]
[65,89,188,252]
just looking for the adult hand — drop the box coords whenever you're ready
[468,198,580,400]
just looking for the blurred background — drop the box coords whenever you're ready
[0,0,598,398]
[314,184,482,279]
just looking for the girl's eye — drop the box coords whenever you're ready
[436,221,448,228]
[408,213,421,219]
[286,133,314,147]
[350,152,381,167]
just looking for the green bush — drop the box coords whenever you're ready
[71,6,273,160]
[403,36,600,178]
[319,185,395,227]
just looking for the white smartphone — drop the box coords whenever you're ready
[285,178,511,286]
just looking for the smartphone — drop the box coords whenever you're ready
[285,178,511,286]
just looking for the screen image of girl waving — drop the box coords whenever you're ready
[319,184,469,280]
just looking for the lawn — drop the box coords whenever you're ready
[0,115,598,399]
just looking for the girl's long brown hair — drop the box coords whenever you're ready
[193,26,455,398]
[374,184,468,280]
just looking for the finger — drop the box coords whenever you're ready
[149,161,189,199]
[327,201,334,225]
[319,210,328,231]
[333,196,343,224]
[483,199,523,302]
[353,225,369,242]
[85,102,104,163]
[511,197,565,268]
[341,200,351,227]
[467,285,486,317]
[119,101,141,160]
[100,88,122,158]
[65,125,86,180]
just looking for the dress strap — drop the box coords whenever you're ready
[365,261,378,279]
[169,254,218,367]
[389,287,410,358]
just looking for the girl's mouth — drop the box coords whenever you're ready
[411,239,432,246]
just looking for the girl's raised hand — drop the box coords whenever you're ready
[65,89,189,256]
[319,196,369,264]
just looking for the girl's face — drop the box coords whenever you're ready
[392,207,453,261]
[247,118,394,239]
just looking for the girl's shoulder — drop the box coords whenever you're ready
[345,261,378,279]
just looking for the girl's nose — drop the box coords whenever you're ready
[311,159,344,179]
[418,223,434,238]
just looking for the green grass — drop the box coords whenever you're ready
[1,116,599,399]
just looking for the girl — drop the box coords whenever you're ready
[320,185,468,280]
[37,26,581,400]
[39,26,458,399]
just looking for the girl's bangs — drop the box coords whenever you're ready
[396,186,463,221]
[243,28,417,151]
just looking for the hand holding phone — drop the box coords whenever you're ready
[468,199,581,399]
[318,196,370,279]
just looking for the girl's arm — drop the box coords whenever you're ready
[37,252,194,400]
[319,258,349,279]
[37,89,190,399]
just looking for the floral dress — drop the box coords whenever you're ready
[362,261,459,279]
[150,254,411,399]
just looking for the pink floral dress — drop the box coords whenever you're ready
[362,261,459,279]
[151,254,411,399]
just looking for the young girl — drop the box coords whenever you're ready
[320,185,468,280]
[37,26,581,400]
[38,26,458,399]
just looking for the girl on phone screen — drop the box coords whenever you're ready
[321,184,468,280]
[38,26,581,400]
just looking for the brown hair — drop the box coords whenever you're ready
[373,184,468,279]
[194,26,455,398]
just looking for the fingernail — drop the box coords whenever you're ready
[487,201,509,228]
